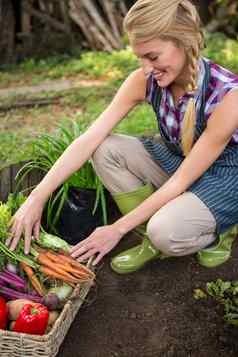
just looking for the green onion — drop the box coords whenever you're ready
[0,241,37,268]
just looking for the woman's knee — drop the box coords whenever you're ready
[147,210,179,256]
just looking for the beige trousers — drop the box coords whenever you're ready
[91,134,217,256]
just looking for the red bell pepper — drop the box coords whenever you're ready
[0,296,8,329]
[13,303,49,335]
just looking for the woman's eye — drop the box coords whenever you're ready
[149,57,158,62]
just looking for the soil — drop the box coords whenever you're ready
[58,230,238,357]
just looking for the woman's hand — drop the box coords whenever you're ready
[70,224,124,266]
[6,193,45,254]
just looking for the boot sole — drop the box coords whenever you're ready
[197,251,231,268]
[110,261,146,274]
[110,255,162,274]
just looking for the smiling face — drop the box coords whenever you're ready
[132,38,189,89]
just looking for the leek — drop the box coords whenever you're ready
[38,232,71,252]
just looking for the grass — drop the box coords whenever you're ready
[0,84,156,169]
[0,32,238,169]
[0,48,139,88]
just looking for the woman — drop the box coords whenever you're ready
[7,0,238,273]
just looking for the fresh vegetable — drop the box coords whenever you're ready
[0,296,8,329]
[43,292,59,311]
[0,240,37,269]
[7,299,37,321]
[47,310,59,327]
[0,277,6,286]
[39,266,76,287]
[6,193,26,216]
[38,232,71,253]
[37,253,79,283]
[6,262,18,274]
[0,199,36,269]
[0,285,43,304]
[0,270,27,290]
[13,303,49,335]
[57,252,95,277]
[3,269,25,284]
[46,251,93,280]
[0,203,11,242]
[20,262,45,296]
[48,283,73,303]
[34,250,95,286]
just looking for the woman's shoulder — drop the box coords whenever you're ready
[204,57,238,111]
[203,57,238,144]
[204,57,238,87]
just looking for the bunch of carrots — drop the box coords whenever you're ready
[21,250,95,296]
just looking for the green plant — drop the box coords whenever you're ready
[206,279,238,326]
[15,121,108,233]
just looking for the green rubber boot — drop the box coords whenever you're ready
[111,235,160,274]
[113,183,154,236]
[111,183,161,274]
[197,225,238,268]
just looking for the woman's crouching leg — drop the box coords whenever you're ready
[146,192,217,256]
[91,133,169,194]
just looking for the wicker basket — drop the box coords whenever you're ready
[0,282,91,357]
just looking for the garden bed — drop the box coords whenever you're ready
[58,234,238,357]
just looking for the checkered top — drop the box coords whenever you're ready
[146,57,238,143]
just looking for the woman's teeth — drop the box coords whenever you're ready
[155,71,166,79]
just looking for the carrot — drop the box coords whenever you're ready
[57,253,95,278]
[20,262,45,296]
[44,251,59,263]
[46,251,95,279]
[45,252,93,278]
[66,268,93,280]
[54,262,90,278]
[37,254,79,283]
[39,266,76,287]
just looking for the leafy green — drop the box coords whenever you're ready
[0,193,28,243]
[15,120,108,232]
[0,203,11,242]
[0,196,37,268]
[193,288,207,300]
[6,192,27,215]
[207,279,232,301]
[206,279,238,326]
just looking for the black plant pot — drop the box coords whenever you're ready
[56,187,104,245]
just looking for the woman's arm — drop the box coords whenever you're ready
[9,68,147,253]
[113,90,238,234]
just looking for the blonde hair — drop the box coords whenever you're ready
[124,0,204,156]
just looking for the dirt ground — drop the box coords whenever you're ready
[57,230,238,357]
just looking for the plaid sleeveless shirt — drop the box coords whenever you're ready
[140,57,238,234]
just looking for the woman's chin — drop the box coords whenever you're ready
[156,78,171,88]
